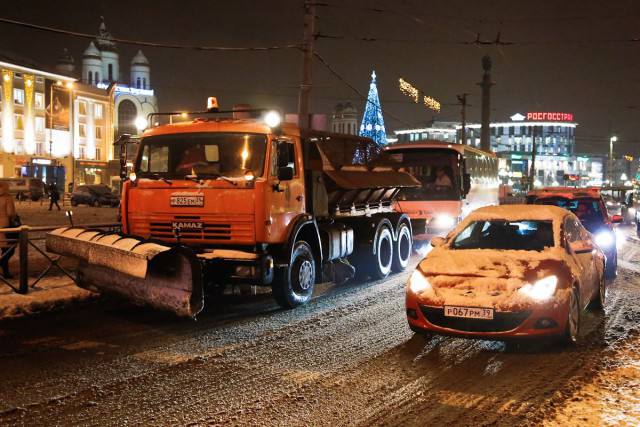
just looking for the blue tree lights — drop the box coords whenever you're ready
[359,71,387,146]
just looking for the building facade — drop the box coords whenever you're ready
[0,59,114,191]
[330,102,358,135]
[394,111,605,188]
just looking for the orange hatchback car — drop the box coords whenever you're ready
[406,205,606,344]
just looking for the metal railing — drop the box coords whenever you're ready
[0,223,121,294]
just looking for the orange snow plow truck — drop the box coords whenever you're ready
[45,104,420,317]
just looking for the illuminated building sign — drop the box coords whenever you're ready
[96,83,154,97]
[526,112,573,122]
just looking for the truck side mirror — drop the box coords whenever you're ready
[463,173,471,195]
[278,166,294,181]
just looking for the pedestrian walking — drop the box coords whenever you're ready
[0,182,18,278]
[48,183,61,211]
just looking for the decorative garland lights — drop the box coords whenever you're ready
[398,78,441,113]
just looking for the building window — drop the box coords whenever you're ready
[117,99,137,137]
[95,126,102,139]
[79,146,86,159]
[143,77,147,89]
[78,101,87,116]
[95,147,101,159]
[95,72,100,84]
[108,64,113,81]
[14,72,22,79]
[14,114,24,130]
[79,123,86,138]
[35,76,44,84]
[88,71,93,84]
[94,104,103,119]
[35,92,44,109]
[136,77,141,89]
[14,88,24,105]
[35,117,45,134]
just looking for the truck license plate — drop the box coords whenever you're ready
[444,306,494,320]
[170,195,204,207]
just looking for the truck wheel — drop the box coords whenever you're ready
[272,241,316,309]
[369,224,394,280]
[392,222,412,272]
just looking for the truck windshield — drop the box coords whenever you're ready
[137,133,267,178]
[376,148,461,201]
[452,220,554,250]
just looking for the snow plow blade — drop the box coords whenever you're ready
[46,227,204,317]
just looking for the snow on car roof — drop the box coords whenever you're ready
[465,204,570,223]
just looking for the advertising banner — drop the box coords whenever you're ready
[45,80,71,131]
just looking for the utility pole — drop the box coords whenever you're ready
[297,0,316,130]
[530,126,537,190]
[457,93,468,145]
[478,55,494,152]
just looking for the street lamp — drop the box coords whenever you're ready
[609,135,617,183]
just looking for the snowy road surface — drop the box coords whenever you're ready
[0,227,638,426]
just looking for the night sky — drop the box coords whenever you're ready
[3,0,640,155]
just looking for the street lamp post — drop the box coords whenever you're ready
[609,136,617,183]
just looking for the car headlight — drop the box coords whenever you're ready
[595,231,614,248]
[431,214,455,229]
[408,270,432,294]
[518,275,558,301]
[606,201,614,206]
[628,207,636,215]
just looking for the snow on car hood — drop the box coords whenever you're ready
[417,246,574,311]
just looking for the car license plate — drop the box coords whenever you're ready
[444,306,494,320]
[170,195,204,207]
[171,221,203,231]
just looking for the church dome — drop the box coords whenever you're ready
[131,50,149,66]
[83,41,101,59]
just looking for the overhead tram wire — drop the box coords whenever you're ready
[0,17,302,52]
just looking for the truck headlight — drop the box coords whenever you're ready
[595,231,614,248]
[432,215,455,229]
[409,270,432,294]
[518,275,557,301]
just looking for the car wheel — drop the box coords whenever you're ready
[564,286,580,344]
[391,221,412,272]
[272,241,316,309]
[92,199,101,208]
[589,267,606,310]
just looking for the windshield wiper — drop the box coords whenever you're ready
[190,173,237,186]
[145,173,173,185]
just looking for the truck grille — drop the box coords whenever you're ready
[130,214,254,244]
[420,306,531,333]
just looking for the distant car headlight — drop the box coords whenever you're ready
[409,270,432,294]
[595,231,614,248]
[518,275,558,302]
[606,201,614,206]
[431,214,455,229]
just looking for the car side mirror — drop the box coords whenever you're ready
[277,166,294,181]
[611,214,623,224]
[431,236,446,248]
[462,173,471,195]
[570,240,594,254]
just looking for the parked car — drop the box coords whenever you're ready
[406,205,606,344]
[527,187,621,278]
[70,184,119,207]
[0,177,45,201]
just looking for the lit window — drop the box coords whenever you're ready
[79,146,86,158]
[78,101,87,116]
[14,114,24,130]
[79,123,86,137]
[35,92,44,109]
[95,126,102,139]
[35,117,45,134]
[94,104,103,119]
[95,147,101,159]
[14,89,24,105]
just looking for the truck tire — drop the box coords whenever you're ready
[367,223,394,280]
[272,241,316,309]
[392,221,412,272]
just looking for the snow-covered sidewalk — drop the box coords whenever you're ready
[0,275,96,320]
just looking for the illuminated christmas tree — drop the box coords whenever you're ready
[359,70,387,146]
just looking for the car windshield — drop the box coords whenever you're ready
[534,197,604,232]
[452,220,554,251]
[136,132,267,178]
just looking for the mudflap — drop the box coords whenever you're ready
[46,228,204,317]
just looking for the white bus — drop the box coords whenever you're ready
[377,141,499,240]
